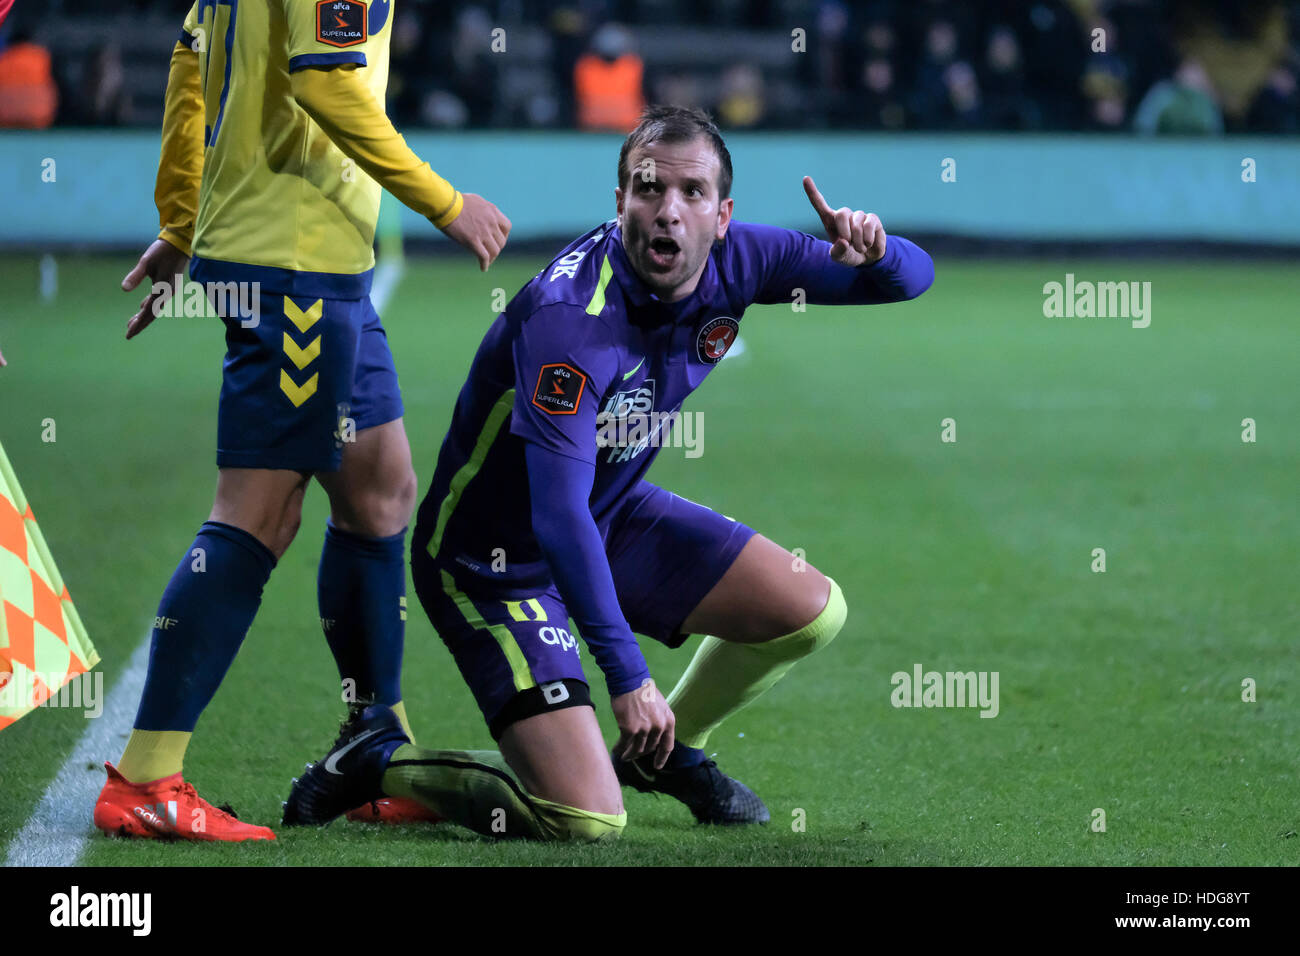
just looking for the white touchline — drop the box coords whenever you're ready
[4,257,407,868]
[4,639,150,867]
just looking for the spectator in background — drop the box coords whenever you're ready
[72,42,130,125]
[549,6,589,128]
[1247,61,1299,132]
[574,23,644,132]
[449,6,500,126]
[809,0,854,126]
[0,25,57,128]
[386,5,434,127]
[855,17,905,129]
[981,24,1035,129]
[1134,59,1225,134]
[860,57,907,130]
[1172,0,1289,130]
[1080,56,1129,129]
[942,60,985,128]
[910,19,986,129]
[716,63,765,128]
[1015,0,1089,130]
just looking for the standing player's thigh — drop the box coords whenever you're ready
[344,297,404,437]
[215,287,365,474]
[408,551,620,813]
[315,418,416,536]
[315,298,415,534]
[606,484,830,645]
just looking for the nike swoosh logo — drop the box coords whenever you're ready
[325,728,380,775]
[627,759,655,784]
[622,358,645,381]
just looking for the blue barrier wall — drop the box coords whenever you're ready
[3,131,1297,245]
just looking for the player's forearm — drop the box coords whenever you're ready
[155,41,204,256]
[290,66,463,228]
[524,443,651,696]
[856,234,935,302]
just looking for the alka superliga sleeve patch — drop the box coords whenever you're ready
[317,1,367,47]
[532,363,587,416]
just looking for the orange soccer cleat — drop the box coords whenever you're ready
[345,797,444,825]
[93,762,276,841]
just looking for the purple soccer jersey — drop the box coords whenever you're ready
[412,219,933,691]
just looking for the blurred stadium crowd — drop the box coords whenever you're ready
[1,0,1297,133]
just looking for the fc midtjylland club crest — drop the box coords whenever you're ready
[695,316,739,364]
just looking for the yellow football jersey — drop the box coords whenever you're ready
[180,0,411,292]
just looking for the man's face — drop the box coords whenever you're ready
[616,137,733,303]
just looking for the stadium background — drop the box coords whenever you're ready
[0,0,1297,867]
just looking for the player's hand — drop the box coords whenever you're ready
[611,678,675,770]
[802,175,887,267]
[440,193,511,272]
[121,238,190,340]
[0,344,6,367]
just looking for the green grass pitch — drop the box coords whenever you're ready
[0,252,1295,866]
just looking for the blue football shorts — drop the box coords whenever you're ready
[214,288,403,473]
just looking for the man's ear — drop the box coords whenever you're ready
[615,187,625,224]
[715,197,734,241]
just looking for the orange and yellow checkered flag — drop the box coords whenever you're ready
[0,440,98,731]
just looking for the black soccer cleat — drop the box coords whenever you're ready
[282,703,409,827]
[611,748,770,825]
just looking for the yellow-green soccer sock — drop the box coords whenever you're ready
[667,577,847,750]
[118,730,193,783]
[381,745,624,842]
[390,700,415,745]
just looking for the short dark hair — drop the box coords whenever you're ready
[617,105,734,200]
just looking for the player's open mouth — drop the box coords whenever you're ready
[647,237,680,268]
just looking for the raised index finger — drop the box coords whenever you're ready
[803,175,834,219]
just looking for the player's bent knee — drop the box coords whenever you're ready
[394,466,418,521]
[765,576,846,658]
[530,794,627,844]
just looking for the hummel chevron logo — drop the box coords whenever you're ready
[284,296,323,333]
[324,728,380,775]
[279,369,319,407]
[282,332,321,370]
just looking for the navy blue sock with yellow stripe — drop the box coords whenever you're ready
[132,521,276,733]
[317,521,406,708]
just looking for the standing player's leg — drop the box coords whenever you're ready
[312,300,416,734]
[97,467,310,841]
[314,417,417,738]
[96,288,369,840]
[306,299,431,823]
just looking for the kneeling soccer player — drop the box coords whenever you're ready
[283,106,933,842]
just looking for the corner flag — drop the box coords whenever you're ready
[0,440,98,730]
